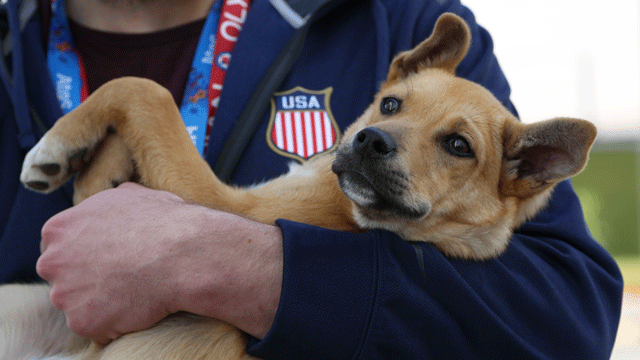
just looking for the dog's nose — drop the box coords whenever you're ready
[353,127,397,158]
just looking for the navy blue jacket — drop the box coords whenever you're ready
[1,0,623,358]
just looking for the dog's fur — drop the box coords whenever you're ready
[1,13,596,360]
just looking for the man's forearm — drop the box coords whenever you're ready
[174,209,283,339]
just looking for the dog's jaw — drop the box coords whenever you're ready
[336,172,377,208]
[331,149,431,225]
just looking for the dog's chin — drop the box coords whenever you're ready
[336,171,430,221]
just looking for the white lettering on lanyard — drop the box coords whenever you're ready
[227,0,249,7]
[220,10,247,42]
[210,83,223,108]
[202,34,216,65]
[55,73,73,110]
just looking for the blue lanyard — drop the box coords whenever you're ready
[47,0,222,154]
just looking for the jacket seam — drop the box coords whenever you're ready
[351,230,381,359]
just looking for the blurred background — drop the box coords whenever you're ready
[463,0,639,358]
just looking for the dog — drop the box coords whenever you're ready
[1,13,596,360]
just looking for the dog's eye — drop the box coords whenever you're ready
[443,135,474,157]
[381,97,401,115]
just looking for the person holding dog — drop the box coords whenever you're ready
[0,0,623,358]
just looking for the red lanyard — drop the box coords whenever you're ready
[205,0,251,151]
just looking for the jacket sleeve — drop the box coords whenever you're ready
[246,0,623,359]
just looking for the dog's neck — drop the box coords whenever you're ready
[65,0,215,33]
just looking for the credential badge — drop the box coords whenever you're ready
[267,86,340,162]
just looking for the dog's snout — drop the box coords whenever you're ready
[353,128,397,158]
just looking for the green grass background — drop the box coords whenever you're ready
[570,143,639,288]
[616,257,640,288]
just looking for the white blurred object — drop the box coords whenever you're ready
[463,0,640,139]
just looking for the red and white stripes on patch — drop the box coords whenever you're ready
[271,111,336,159]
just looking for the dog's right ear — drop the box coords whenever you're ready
[387,13,471,82]
[500,118,597,199]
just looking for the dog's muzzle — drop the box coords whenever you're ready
[332,127,429,220]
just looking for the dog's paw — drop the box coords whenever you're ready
[20,136,89,194]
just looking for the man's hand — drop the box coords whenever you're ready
[37,183,283,344]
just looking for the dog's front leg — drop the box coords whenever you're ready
[20,77,228,207]
[71,134,135,204]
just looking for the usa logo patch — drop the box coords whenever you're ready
[267,86,340,162]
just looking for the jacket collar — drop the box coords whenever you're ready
[269,0,346,29]
[1,0,37,55]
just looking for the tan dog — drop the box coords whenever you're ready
[2,13,596,360]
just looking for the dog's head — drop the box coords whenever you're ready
[331,13,597,260]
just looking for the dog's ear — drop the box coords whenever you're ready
[387,13,471,82]
[500,118,597,199]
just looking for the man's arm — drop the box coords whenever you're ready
[246,184,622,359]
[37,183,282,344]
[255,182,622,359]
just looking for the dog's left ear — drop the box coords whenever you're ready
[500,118,597,199]
[387,13,471,82]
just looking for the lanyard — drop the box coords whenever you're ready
[47,0,250,154]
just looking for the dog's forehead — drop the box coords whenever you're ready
[382,71,513,130]
[385,72,497,106]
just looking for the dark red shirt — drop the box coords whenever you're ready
[38,0,204,104]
